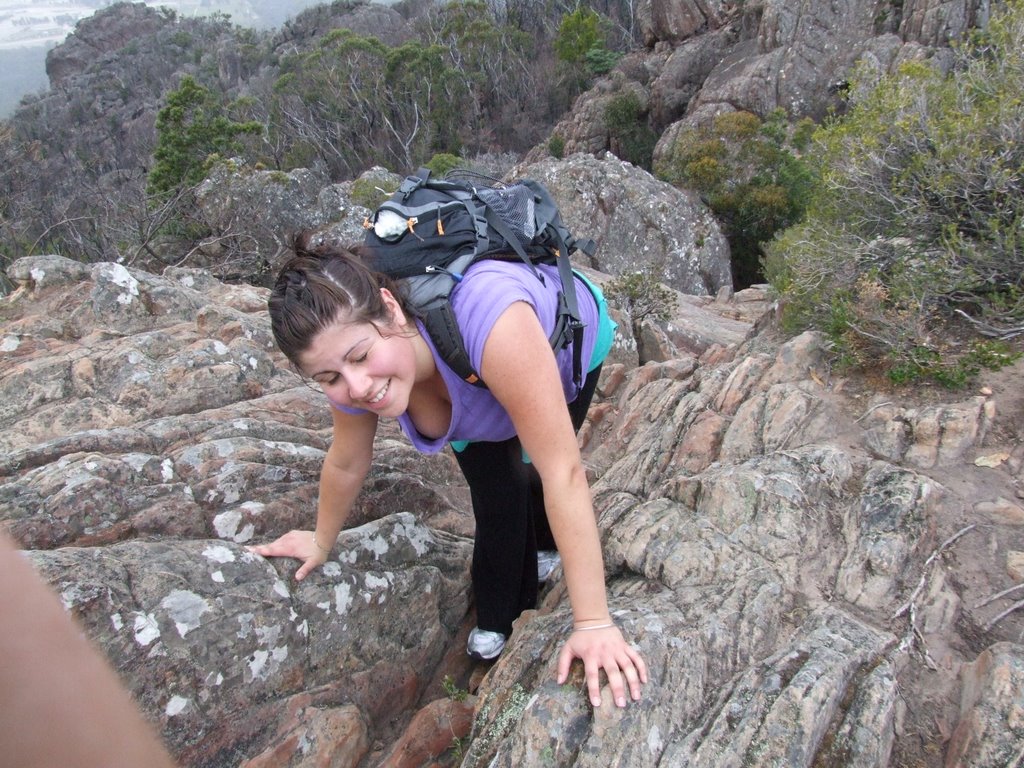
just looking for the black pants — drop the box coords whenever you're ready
[454,365,602,636]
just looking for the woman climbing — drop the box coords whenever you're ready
[251,234,647,709]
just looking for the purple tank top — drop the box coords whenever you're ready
[331,260,600,454]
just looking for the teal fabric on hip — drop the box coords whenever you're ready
[575,270,616,372]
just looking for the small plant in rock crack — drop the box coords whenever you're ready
[442,674,468,702]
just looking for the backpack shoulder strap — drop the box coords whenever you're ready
[421,303,483,387]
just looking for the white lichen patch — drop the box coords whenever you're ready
[212,509,255,543]
[165,695,190,717]
[396,520,432,556]
[120,453,151,472]
[248,650,270,679]
[334,582,354,615]
[59,584,91,610]
[207,461,247,505]
[107,263,141,305]
[247,645,288,681]
[363,572,391,604]
[273,579,290,599]
[213,509,242,539]
[334,550,357,566]
[363,535,390,559]
[248,356,258,369]
[322,561,343,577]
[161,590,212,638]
[111,613,124,631]
[1,335,20,352]
[648,725,664,755]
[364,573,391,591]
[213,340,230,356]
[236,613,256,640]
[134,612,161,646]
[232,419,250,430]
[161,458,174,482]
[203,544,236,564]
[255,624,282,647]
[211,571,225,583]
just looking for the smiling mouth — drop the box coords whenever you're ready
[367,379,390,405]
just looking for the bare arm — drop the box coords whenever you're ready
[0,532,179,768]
[250,408,377,579]
[479,302,647,708]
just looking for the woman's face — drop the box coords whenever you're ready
[299,291,417,417]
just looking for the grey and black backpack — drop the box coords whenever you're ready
[362,169,596,388]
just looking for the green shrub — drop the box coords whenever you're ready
[425,152,464,177]
[655,110,813,288]
[585,47,620,76]
[604,90,657,170]
[548,134,566,159]
[763,0,1024,386]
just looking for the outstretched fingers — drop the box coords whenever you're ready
[558,626,648,708]
[247,529,326,581]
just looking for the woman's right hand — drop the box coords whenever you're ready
[249,529,329,581]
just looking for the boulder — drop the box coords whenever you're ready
[511,153,732,296]
[635,0,731,47]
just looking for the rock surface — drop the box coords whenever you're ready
[3,252,1023,767]
[543,0,986,163]
[512,154,733,297]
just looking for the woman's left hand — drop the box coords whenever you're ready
[556,626,648,708]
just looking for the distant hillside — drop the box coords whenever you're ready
[0,0,345,117]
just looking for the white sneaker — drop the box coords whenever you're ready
[467,628,506,660]
[537,550,561,582]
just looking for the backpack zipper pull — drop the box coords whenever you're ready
[425,265,463,282]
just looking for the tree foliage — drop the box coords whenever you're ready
[555,7,603,65]
[656,109,813,289]
[604,89,656,170]
[267,29,469,178]
[763,0,1024,384]
[148,75,262,197]
[416,1,543,151]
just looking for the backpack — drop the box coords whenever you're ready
[361,168,596,388]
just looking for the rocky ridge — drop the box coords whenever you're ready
[2,239,1023,766]
[544,0,990,163]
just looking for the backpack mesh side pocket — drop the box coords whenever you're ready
[476,185,536,246]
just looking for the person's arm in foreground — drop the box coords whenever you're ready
[480,301,648,708]
[0,532,179,768]
[250,408,378,579]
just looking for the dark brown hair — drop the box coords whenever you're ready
[267,233,411,367]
